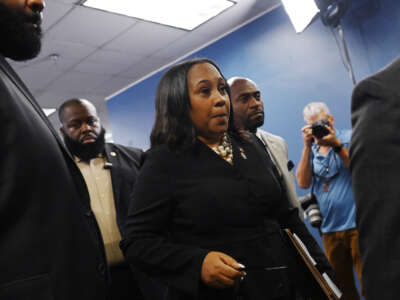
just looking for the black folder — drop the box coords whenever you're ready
[284,228,342,300]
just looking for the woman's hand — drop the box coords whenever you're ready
[201,251,246,289]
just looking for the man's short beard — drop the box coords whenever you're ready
[246,118,264,133]
[0,3,42,61]
[64,128,106,162]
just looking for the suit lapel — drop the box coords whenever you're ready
[105,144,121,206]
[263,135,284,177]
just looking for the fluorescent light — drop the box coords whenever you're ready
[105,131,114,142]
[282,0,320,33]
[43,108,56,117]
[82,0,235,31]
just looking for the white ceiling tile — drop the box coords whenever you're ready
[52,0,80,4]
[45,6,137,47]
[35,90,79,108]
[152,31,208,61]
[73,60,129,75]
[72,49,146,75]
[45,71,111,94]
[119,56,170,79]
[14,57,78,91]
[93,76,138,95]
[42,1,73,31]
[36,90,106,110]
[85,49,145,65]
[16,67,62,91]
[104,21,187,56]
[8,38,96,71]
[38,39,96,61]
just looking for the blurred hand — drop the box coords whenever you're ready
[201,251,246,289]
[301,125,313,148]
[314,125,341,147]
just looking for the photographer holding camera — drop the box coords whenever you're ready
[296,102,363,300]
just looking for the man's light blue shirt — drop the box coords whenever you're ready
[311,128,356,233]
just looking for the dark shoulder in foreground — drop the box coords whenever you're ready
[353,56,400,96]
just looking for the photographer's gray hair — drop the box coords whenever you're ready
[303,102,331,121]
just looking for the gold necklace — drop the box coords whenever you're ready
[211,133,233,165]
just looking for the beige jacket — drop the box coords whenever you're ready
[256,129,301,217]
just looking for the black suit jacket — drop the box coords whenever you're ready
[104,143,143,237]
[121,137,331,300]
[103,143,167,299]
[0,56,108,299]
[351,56,400,300]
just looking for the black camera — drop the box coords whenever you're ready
[298,193,322,228]
[311,119,330,139]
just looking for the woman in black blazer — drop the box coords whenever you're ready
[121,58,332,300]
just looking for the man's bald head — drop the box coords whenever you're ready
[228,77,264,133]
[58,98,98,124]
[227,77,257,90]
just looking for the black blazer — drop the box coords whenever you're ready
[104,143,167,299]
[104,143,143,237]
[0,57,108,299]
[351,56,400,300]
[121,136,331,300]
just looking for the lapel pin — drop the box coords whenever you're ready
[239,147,247,160]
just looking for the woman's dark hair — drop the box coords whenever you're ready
[150,58,240,151]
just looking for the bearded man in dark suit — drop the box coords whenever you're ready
[350,57,400,300]
[58,98,166,300]
[0,0,108,298]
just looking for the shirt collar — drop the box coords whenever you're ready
[74,153,104,163]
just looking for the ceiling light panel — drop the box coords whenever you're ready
[282,0,319,33]
[83,0,235,30]
[43,108,56,117]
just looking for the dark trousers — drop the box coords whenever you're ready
[109,264,143,300]
[109,263,167,300]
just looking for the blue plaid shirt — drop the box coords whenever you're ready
[311,128,356,233]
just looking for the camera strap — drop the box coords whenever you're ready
[314,172,339,194]
[312,146,340,194]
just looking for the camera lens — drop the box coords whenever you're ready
[299,193,322,228]
[311,119,330,139]
[307,205,322,228]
